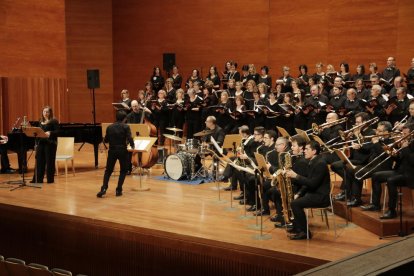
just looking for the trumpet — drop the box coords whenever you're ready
[338,117,379,141]
[305,117,348,135]
[355,130,414,180]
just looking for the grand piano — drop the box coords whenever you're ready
[7,123,103,170]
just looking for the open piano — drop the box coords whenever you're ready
[7,123,103,170]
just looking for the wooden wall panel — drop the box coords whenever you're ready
[65,0,114,123]
[1,77,68,132]
[0,0,66,78]
[0,0,67,133]
[113,0,414,93]
[113,0,269,94]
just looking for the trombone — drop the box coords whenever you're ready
[338,117,379,141]
[355,130,414,180]
[304,117,348,135]
[392,115,408,131]
[330,132,402,148]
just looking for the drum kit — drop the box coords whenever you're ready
[163,128,214,181]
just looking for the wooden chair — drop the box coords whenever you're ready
[55,137,75,178]
[28,263,53,276]
[51,268,72,276]
[0,255,9,276]
[306,181,337,239]
[5,257,30,276]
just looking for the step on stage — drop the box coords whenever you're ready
[0,145,398,275]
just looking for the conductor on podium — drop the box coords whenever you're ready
[97,111,134,198]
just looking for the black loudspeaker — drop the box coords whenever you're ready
[87,69,100,89]
[163,53,175,71]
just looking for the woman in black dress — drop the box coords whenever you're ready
[206,66,221,90]
[151,67,164,92]
[31,106,59,184]
[171,65,183,89]
[185,89,203,139]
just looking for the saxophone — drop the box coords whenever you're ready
[274,151,294,224]
[235,135,254,167]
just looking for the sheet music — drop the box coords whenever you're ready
[134,140,150,151]
[210,136,223,155]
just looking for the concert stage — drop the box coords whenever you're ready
[0,145,393,275]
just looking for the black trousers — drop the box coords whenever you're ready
[102,148,128,192]
[264,185,283,215]
[0,144,11,172]
[33,141,57,183]
[371,170,396,207]
[291,193,330,233]
[387,174,408,210]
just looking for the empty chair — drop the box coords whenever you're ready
[55,137,75,178]
[0,255,9,276]
[28,263,53,276]
[51,268,72,276]
[5,257,30,276]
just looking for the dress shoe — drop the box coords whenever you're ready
[224,186,236,191]
[380,210,397,220]
[116,190,123,197]
[47,180,54,184]
[1,168,16,174]
[218,175,229,183]
[97,189,107,198]
[246,205,257,212]
[270,215,284,223]
[289,231,312,240]
[347,198,363,207]
[233,194,244,200]
[274,221,288,229]
[360,204,380,212]
[255,209,270,216]
[334,191,346,201]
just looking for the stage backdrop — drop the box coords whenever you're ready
[113,0,414,95]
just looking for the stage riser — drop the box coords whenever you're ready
[0,204,326,276]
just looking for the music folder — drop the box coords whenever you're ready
[112,102,130,110]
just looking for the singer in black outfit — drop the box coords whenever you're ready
[97,111,134,198]
[31,106,59,184]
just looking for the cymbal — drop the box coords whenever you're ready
[166,127,183,132]
[163,134,182,141]
[193,129,214,137]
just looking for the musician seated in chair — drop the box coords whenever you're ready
[362,123,414,219]
[285,140,331,240]
[0,135,15,174]
[202,116,225,151]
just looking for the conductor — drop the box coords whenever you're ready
[97,111,134,198]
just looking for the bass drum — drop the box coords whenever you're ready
[164,152,201,180]
[164,152,191,180]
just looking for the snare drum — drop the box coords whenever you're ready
[176,144,187,152]
[164,152,191,180]
[185,139,200,153]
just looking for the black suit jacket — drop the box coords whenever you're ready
[294,155,330,198]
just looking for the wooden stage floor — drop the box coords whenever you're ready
[0,144,395,273]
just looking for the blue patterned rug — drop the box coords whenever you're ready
[154,175,214,185]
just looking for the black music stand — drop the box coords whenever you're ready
[10,127,47,190]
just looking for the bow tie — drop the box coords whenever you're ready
[334,96,339,100]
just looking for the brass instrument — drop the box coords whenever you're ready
[392,115,408,131]
[330,132,402,148]
[305,117,348,135]
[355,130,414,180]
[235,135,256,168]
[273,152,294,225]
[338,117,379,141]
